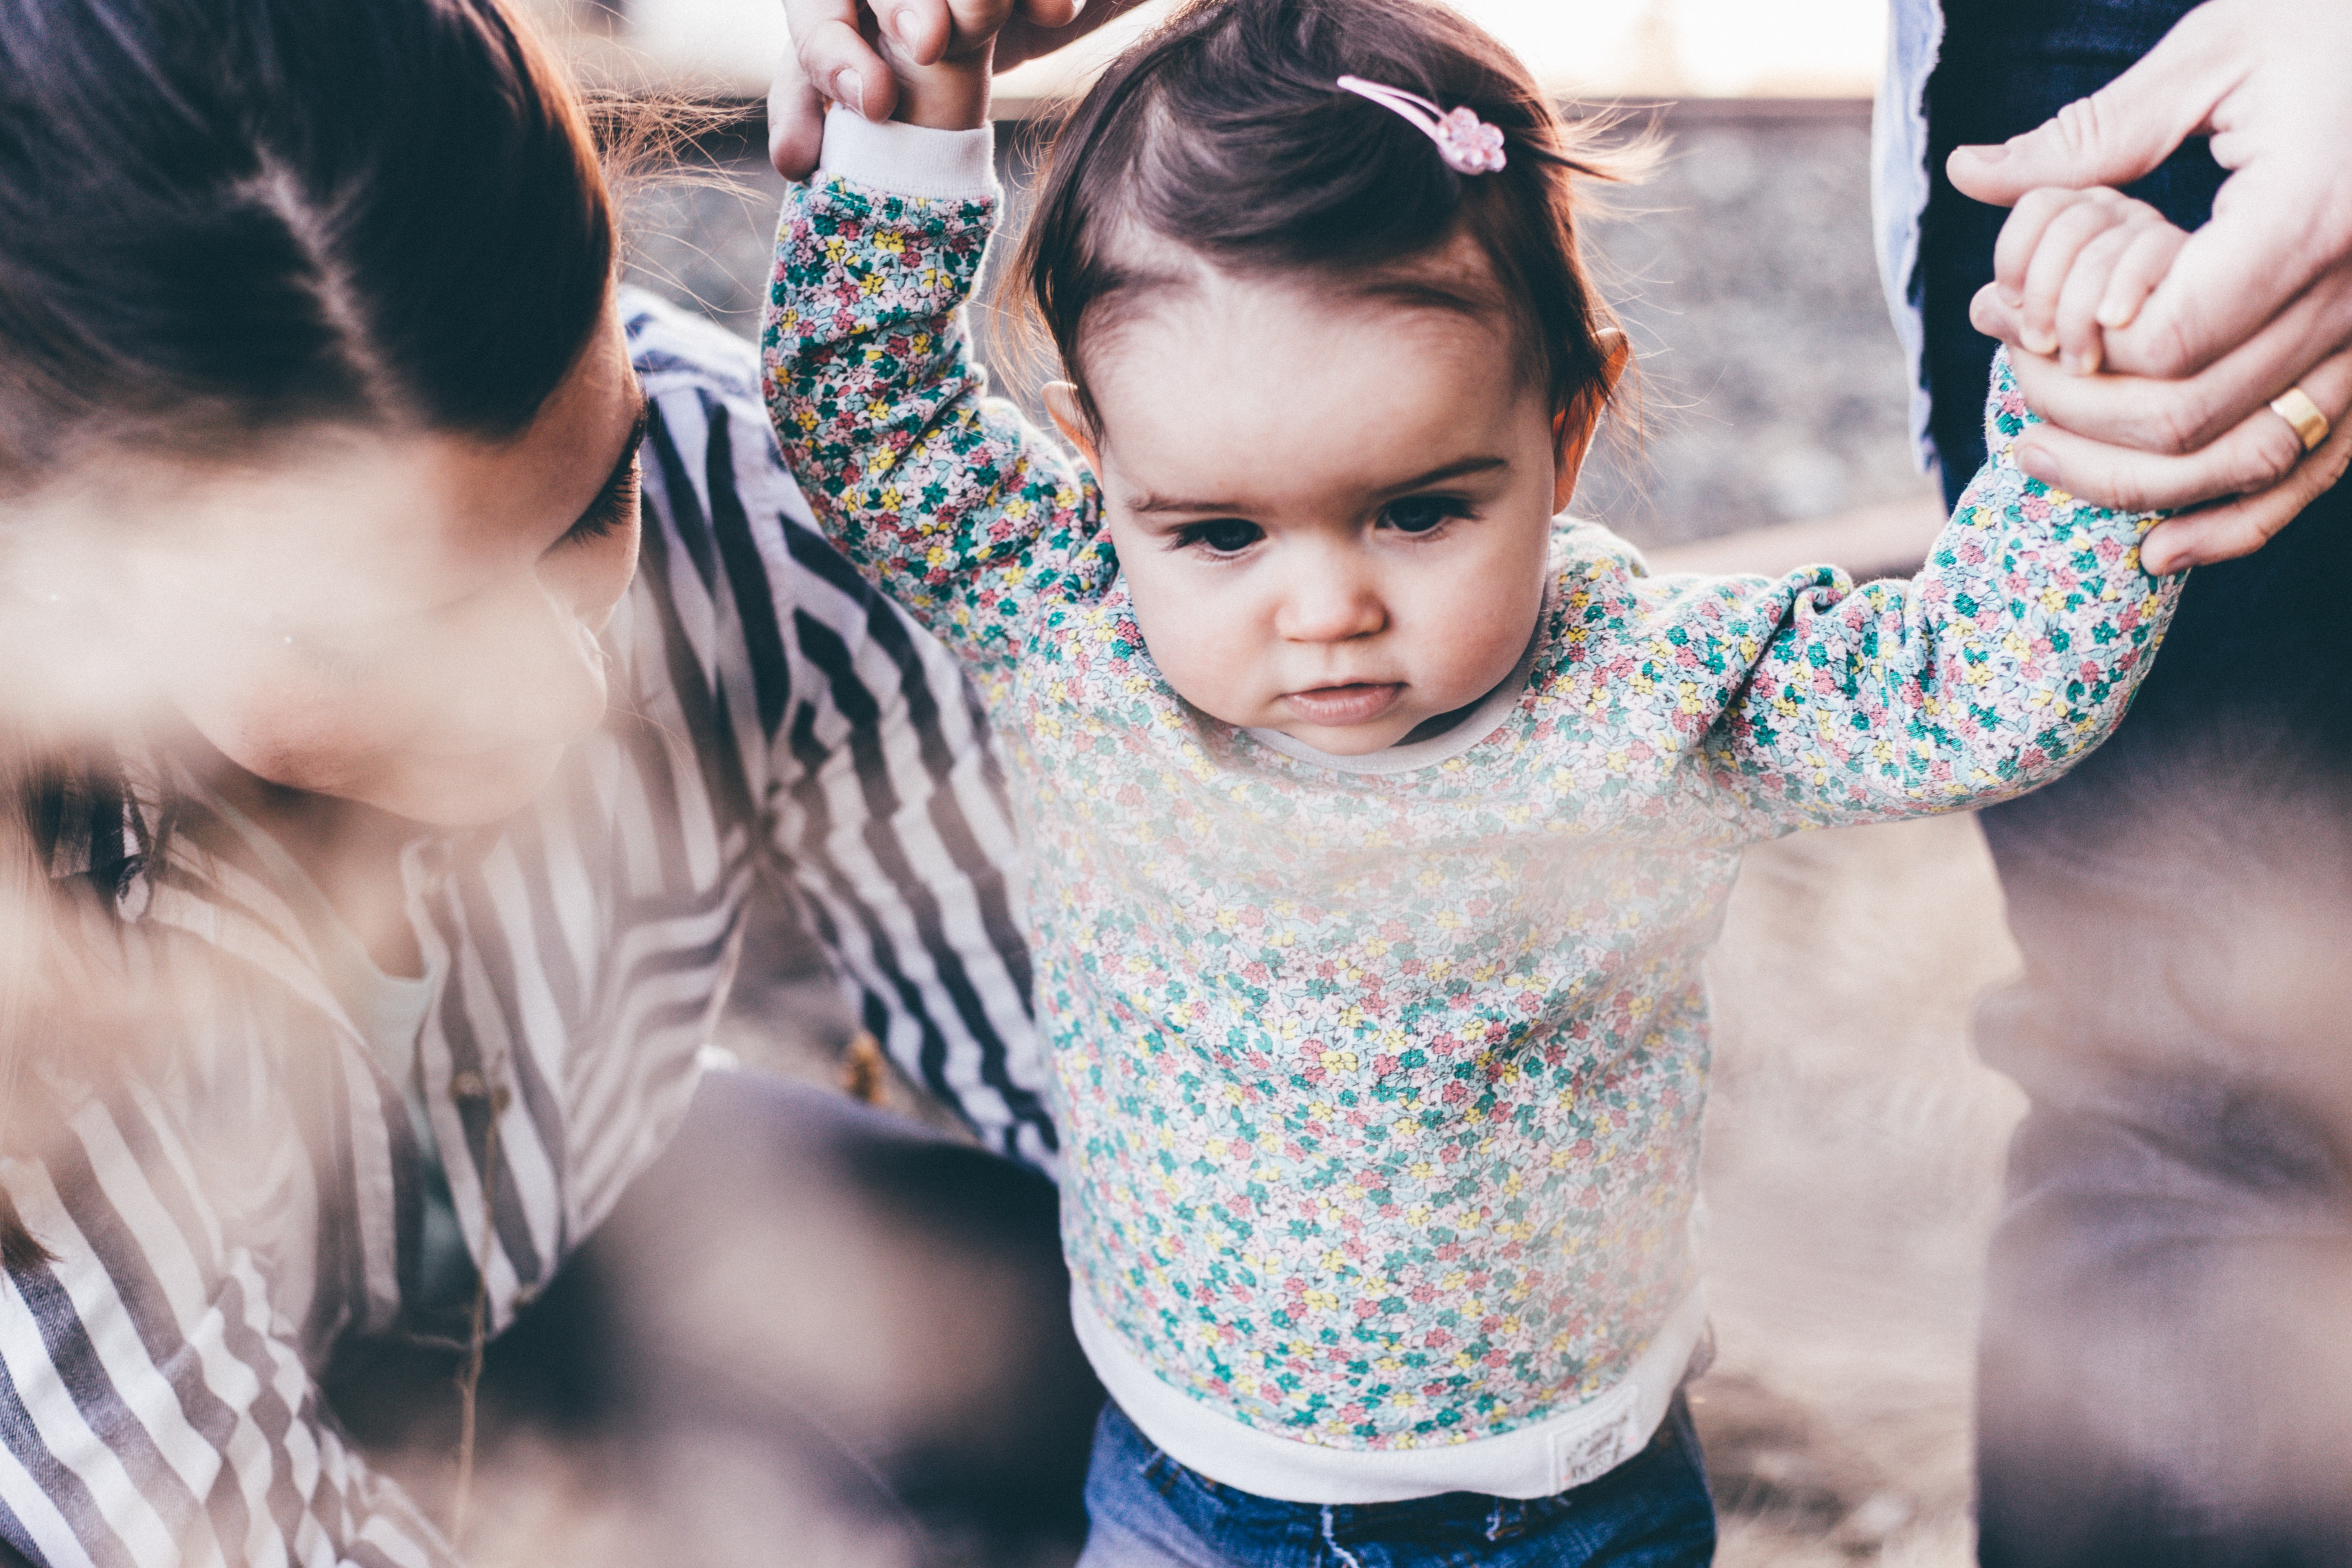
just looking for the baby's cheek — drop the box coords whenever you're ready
[1125,583,1261,725]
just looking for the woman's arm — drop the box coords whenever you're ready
[628,300,1056,1169]
[0,1089,456,1568]
[761,113,1111,704]
[1633,352,2183,834]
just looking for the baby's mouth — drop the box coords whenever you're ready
[1282,682,1405,726]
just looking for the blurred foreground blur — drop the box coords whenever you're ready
[389,818,2018,1568]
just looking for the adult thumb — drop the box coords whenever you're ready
[1945,5,2242,206]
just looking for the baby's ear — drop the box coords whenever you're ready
[1551,329,1630,513]
[1043,382,1102,471]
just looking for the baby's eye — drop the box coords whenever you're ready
[1176,518,1265,555]
[1380,496,1471,535]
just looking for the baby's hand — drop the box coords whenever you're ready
[1981,187,2190,375]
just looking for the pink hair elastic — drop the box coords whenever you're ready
[1335,74,1507,175]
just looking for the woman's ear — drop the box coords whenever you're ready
[1551,328,1631,514]
[1042,382,1102,472]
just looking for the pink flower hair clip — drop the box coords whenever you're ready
[1335,74,1507,175]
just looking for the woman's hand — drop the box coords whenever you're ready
[769,0,1137,176]
[1946,0,2352,569]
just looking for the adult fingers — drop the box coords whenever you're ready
[873,0,953,65]
[2064,0,2352,377]
[768,43,827,179]
[2005,341,2352,512]
[1945,1,2239,204]
[996,0,1131,72]
[2138,411,2352,572]
[2007,400,2305,512]
[1986,277,2352,455]
[789,3,900,126]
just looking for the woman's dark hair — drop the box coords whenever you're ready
[0,0,617,1266]
[1015,0,1638,438]
[0,0,615,489]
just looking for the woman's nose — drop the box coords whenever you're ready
[1273,564,1388,644]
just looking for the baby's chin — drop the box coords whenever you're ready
[1269,720,1419,756]
[1246,704,1434,756]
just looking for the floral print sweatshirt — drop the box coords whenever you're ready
[762,116,2180,1501]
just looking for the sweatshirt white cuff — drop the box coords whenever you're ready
[816,107,997,200]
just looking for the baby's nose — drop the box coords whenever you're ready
[1274,571,1389,643]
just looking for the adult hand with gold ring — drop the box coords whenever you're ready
[2269,386,2330,453]
[1976,342,2352,573]
[2137,380,2352,572]
[1947,0,2352,569]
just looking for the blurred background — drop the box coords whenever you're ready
[496,6,2027,1565]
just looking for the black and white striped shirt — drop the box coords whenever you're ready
[0,292,1052,1567]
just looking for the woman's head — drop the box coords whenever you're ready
[0,0,641,824]
[1017,0,1634,755]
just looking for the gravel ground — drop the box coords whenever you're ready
[621,104,2001,1568]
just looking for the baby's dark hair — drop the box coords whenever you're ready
[1015,0,1637,439]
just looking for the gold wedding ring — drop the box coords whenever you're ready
[2270,385,2331,453]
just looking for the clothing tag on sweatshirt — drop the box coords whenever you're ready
[1549,1382,1644,1491]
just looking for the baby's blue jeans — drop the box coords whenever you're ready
[1075,1398,1715,1568]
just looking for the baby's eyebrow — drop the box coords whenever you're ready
[1375,455,1510,493]
[1126,456,1510,518]
[1126,489,1241,516]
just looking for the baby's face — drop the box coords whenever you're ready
[1064,263,1585,756]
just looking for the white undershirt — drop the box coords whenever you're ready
[1073,1285,1709,1503]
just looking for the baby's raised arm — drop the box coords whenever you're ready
[761,2,1110,704]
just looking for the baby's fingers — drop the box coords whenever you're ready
[2018,191,2138,357]
[2054,225,2136,374]
[2051,219,2185,373]
[2095,221,2188,331]
[1991,187,2088,306]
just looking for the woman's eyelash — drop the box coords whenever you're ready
[564,459,642,547]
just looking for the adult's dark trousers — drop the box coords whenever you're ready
[1922,4,2352,1564]
[320,1069,1104,1568]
